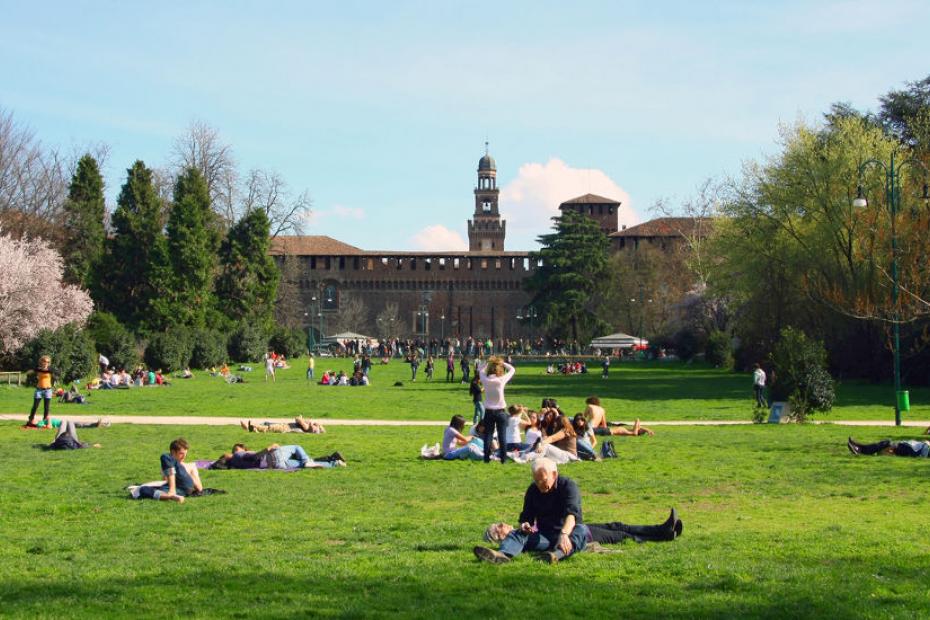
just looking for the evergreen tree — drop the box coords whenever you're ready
[157,167,217,326]
[525,209,611,343]
[100,161,170,330]
[215,209,279,328]
[61,155,106,288]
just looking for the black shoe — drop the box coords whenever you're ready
[663,508,679,540]
[847,441,860,456]
[473,546,509,564]
[330,451,345,464]
[674,520,683,539]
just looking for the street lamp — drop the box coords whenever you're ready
[853,152,929,426]
[516,305,538,337]
[440,313,446,343]
[630,284,653,350]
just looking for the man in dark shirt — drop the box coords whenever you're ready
[473,457,588,564]
[137,438,201,502]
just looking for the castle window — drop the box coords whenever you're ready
[523,258,529,270]
[367,258,374,270]
[453,258,460,269]
[353,257,359,270]
[481,259,488,269]
[310,257,317,270]
[325,257,331,270]
[411,258,417,271]
[339,257,345,270]
[396,258,403,270]
[438,258,446,270]
[495,259,501,269]
[381,257,388,266]
[609,206,614,215]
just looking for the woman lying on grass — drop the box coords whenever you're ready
[847,437,930,457]
[240,416,326,434]
[43,420,101,450]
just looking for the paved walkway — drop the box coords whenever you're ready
[2,414,928,428]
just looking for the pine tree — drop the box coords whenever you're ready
[61,155,106,288]
[158,167,217,326]
[100,161,170,330]
[215,209,279,328]
[525,209,612,343]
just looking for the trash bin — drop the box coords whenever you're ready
[897,390,910,412]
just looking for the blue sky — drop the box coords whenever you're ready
[3,0,929,250]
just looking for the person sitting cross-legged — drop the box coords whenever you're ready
[473,457,587,564]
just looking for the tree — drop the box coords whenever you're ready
[241,168,312,237]
[526,209,612,343]
[159,167,218,327]
[332,294,369,334]
[99,161,170,330]
[215,209,279,327]
[61,154,106,287]
[879,75,930,146]
[273,253,304,329]
[172,119,237,225]
[0,229,94,356]
[375,303,400,339]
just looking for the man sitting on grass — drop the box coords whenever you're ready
[483,508,682,550]
[132,438,202,503]
[584,396,655,437]
[473,457,587,564]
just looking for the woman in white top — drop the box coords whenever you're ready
[441,415,483,461]
[477,356,516,464]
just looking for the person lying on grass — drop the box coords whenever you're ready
[240,416,326,434]
[43,420,101,450]
[213,443,346,469]
[847,437,930,458]
[473,457,587,564]
[483,508,682,550]
[132,437,202,503]
[583,396,655,437]
[24,417,110,430]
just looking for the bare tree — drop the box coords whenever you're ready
[332,294,370,334]
[171,119,237,224]
[651,178,722,288]
[241,168,312,237]
[375,302,400,339]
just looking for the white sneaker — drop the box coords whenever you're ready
[127,485,141,499]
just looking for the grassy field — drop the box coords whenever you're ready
[1,419,929,618]
[1,360,927,423]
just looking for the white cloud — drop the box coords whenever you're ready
[305,203,365,224]
[410,225,468,252]
[500,158,638,249]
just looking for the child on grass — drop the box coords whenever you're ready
[25,355,56,427]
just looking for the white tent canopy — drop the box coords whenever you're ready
[589,332,648,349]
[321,332,374,344]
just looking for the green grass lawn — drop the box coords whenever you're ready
[1,360,927,423]
[1,420,928,618]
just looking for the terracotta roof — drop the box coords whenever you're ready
[560,193,622,206]
[270,236,364,255]
[609,217,714,238]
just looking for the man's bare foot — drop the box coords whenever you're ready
[240,420,248,431]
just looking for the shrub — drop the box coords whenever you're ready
[17,324,96,384]
[269,326,307,359]
[228,322,267,362]
[144,327,193,372]
[770,327,835,422]
[705,330,733,369]
[672,328,706,362]
[190,328,228,369]
[86,311,139,370]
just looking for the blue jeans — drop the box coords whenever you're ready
[498,525,588,559]
[576,438,597,460]
[306,368,314,380]
[443,444,484,460]
[271,445,333,469]
[473,401,485,425]
[482,408,508,463]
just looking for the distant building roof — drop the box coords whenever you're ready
[609,217,714,238]
[270,235,364,255]
[560,193,622,206]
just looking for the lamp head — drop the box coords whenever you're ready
[852,185,868,208]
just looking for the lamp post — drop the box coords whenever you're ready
[853,152,929,426]
[630,284,653,351]
[517,306,538,337]
[440,313,446,343]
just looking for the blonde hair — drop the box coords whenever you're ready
[485,356,505,376]
[39,355,51,365]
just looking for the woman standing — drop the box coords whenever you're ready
[477,356,515,464]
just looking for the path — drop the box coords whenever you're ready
[2,414,928,428]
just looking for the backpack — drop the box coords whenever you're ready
[600,440,618,459]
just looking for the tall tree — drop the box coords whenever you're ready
[215,209,279,327]
[879,75,930,146]
[157,167,218,326]
[100,160,169,330]
[61,154,106,287]
[525,209,611,343]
